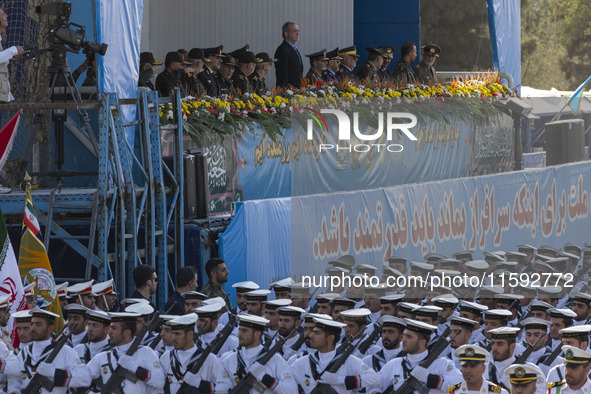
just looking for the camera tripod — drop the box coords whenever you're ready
[30,48,100,187]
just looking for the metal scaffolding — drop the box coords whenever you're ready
[0,89,184,308]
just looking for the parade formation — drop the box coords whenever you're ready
[0,243,590,393]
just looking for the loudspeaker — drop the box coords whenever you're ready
[163,154,198,219]
[546,119,585,166]
[188,149,210,219]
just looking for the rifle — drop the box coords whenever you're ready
[211,314,237,355]
[309,329,365,394]
[146,304,177,350]
[383,327,456,394]
[101,312,161,394]
[357,322,381,355]
[515,310,532,330]
[228,328,295,394]
[290,326,305,351]
[22,324,73,394]
[177,314,237,394]
[515,334,547,364]
[542,343,563,367]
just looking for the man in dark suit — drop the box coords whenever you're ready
[274,21,303,88]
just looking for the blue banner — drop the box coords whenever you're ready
[220,161,591,299]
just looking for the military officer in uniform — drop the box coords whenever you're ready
[287,312,333,365]
[546,346,591,394]
[216,314,298,392]
[392,41,417,85]
[291,317,379,393]
[414,44,440,84]
[547,325,591,384]
[181,48,209,98]
[322,48,342,82]
[448,345,508,394]
[356,47,384,84]
[340,308,380,358]
[2,309,88,393]
[12,310,33,353]
[92,279,118,312]
[0,294,13,351]
[74,310,110,364]
[263,299,292,347]
[250,53,276,95]
[305,49,329,85]
[245,289,271,317]
[375,319,463,393]
[193,303,238,357]
[277,305,306,360]
[56,282,69,312]
[74,311,164,393]
[138,51,162,91]
[336,46,360,83]
[125,301,157,346]
[68,280,97,310]
[362,316,406,372]
[512,318,553,372]
[447,316,478,369]
[215,54,239,96]
[155,51,190,98]
[183,290,207,313]
[503,364,543,394]
[63,303,88,348]
[198,45,224,97]
[376,46,394,81]
[159,314,219,393]
[232,50,259,94]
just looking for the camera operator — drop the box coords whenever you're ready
[72,56,96,86]
[0,8,23,103]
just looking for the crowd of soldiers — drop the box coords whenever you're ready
[0,242,591,392]
[138,21,441,100]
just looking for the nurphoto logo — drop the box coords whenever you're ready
[305,108,418,153]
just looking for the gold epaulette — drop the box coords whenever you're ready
[488,384,502,393]
[547,381,565,389]
[448,383,461,393]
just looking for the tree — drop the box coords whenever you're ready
[555,0,591,88]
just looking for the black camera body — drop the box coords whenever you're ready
[25,1,107,63]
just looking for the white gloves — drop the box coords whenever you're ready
[410,365,429,383]
[250,361,267,381]
[317,371,346,385]
[36,362,56,377]
[118,354,138,372]
[183,371,202,386]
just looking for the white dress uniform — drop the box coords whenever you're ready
[216,344,297,393]
[77,341,165,393]
[292,349,379,393]
[74,338,110,364]
[548,379,591,394]
[375,349,463,394]
[3,338,88,393]
[281,332,306,361]
[447,379,508,394]
[159,344,219,393]
[362,347,404,372]
[486,356,547,394]
[196,326,238,356]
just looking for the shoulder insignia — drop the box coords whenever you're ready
[547,381,565,389]
[488,384,502,393]
[448,383,461,393]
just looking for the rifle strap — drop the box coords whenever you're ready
[401,356,413,380]
[235,347,266,381]
[23,341,57,378]
[372,350,385,372]
[170,346,204,382]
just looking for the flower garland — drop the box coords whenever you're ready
[159,74,516,145]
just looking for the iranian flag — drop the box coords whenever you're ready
[0,110,21,171]
[0,206,26,346]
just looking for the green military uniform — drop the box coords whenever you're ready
[414,44,441,84]
[201,281,232,311]
[249,72,267,95]
[356,61,379,84]
[391,59,416,85]
[305,68,323,85]
[414,61,437,84]
[231,68,251,95]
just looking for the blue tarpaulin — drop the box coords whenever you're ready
[487,0,521,93]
